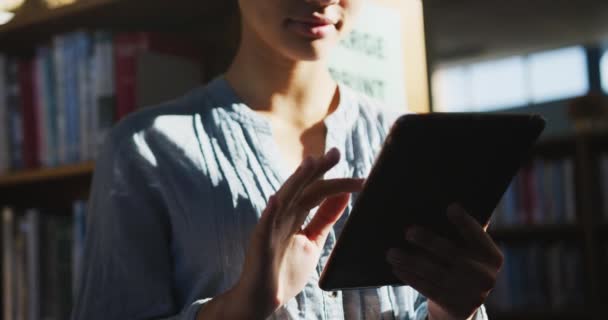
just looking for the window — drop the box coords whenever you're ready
[432,46,589,112]
[601,49,608,93]
[528,47,588,104]
[469,56,527,111]
[432,66,471,112]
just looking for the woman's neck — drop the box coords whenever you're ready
[224,34,339,130]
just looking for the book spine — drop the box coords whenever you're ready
[602,155,608,222]
[7,57,24,170]
[53,35,67,165]
[63,33,79,164]
[518,166,533,225]
[550,161,564,224]
[34,49,49,169]
[24,210,40,320]
[541,160,554,224]
[2,207,15,320]
[40,214,56,319]
[0,55,8,174]
[114,31,201,118]
[93,31,116,155]
[114,33,140,120]
[72,201,87,296]
[562,159,576,223]
[15,222,26,320]
[56,216,73,319]
[76,31,93,162]
[19,58,40,169]
[43,47,59,167]
[532,160,545,224]
[30,58,41,170]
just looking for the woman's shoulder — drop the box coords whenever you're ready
[105,78,238,151]
[108,86,207,143]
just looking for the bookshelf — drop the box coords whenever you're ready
[483,132,607,320]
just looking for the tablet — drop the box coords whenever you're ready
[319,113,545,291]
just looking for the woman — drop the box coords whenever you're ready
[72,0,503,319]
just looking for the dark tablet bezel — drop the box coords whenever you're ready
[319,113,546,291]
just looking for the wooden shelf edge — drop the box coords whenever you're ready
[1,0,121,34]
[0,162,95,187]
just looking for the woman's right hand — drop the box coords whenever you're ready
[230,148,364,319]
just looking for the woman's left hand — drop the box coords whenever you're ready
[386,203,504,320]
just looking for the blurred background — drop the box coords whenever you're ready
[0,0,606,319]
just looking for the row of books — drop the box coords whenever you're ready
[0,30,203,173]
[491,158,576,226]
[2,202,87,320]
[487,242,585,311]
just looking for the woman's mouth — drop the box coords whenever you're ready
[286,17,338,39]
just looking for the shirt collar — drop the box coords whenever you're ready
[204,75,358,141]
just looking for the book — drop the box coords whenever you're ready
[38,46,60,167]
[75,31,94,162]
[15,222,26,320]
[19,58,40,169]
[601,155,608,221]
[91,31,116,156]
[24,210,40,320]
[53,34,68,165]
[552,160,566,223]
[6,57,24,170]
[562,159,576,223]
[72,201,87,296]
[114,32,201,120]
[34,48,49,169]
[0,54,8,174]
[65,32,81,164]
[135,51,202,108]
[2,207,15,320]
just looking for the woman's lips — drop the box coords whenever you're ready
[286,18,337,39]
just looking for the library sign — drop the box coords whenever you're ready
[328,1,408,113]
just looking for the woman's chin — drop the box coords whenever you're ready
[282,39,338,62]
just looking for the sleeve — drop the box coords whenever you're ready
[70,133,211,320]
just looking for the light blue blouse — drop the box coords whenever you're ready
[71,76,488,320]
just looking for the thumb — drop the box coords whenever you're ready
[304,193,350,246]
